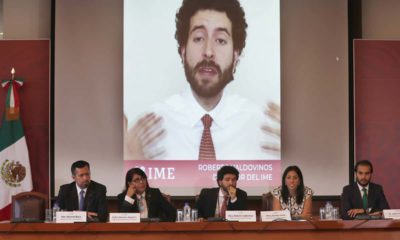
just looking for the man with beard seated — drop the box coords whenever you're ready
[196,166,247,220]
[341,160,390,220]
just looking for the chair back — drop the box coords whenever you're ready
[261,192,274,211]
[11,191,48,221]
[161,193,172,204]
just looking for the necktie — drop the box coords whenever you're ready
[220,194,228,218]
[137,194,149,218]
[362,188,368,210]
[199,114,216,160]
[79,190,85,211]
[137,195,145,213]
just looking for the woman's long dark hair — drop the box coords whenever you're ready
[124,168,149,191]
[281,166,304,205]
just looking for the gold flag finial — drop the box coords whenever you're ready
[11,68,15,79]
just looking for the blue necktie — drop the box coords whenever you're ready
[79,190,85,211]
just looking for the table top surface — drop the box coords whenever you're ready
[1,219,400,233]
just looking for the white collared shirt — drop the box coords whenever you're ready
[125,192,148,218]
[214,188,237,217]
[357,183,369,197]
[141,87,280,160]
[76,184,87,199]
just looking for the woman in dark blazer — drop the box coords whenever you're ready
[117,168,176,221]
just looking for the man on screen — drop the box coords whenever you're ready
[196,166,247,219]
[56,160,108,222]
[341,160,389,220]
[124,0,280,160]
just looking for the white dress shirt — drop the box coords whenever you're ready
[144,88,280,160]
[357,183,369,196]
[125,192,148,218]
[214,188,237,217]
[76,184,87,199]
[76,184,87,210]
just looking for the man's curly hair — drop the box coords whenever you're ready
[175,0,248,56]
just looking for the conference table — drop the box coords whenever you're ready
[1,219,400,240]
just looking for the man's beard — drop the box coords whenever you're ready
[184,58,234,98]
[357,178,369,187]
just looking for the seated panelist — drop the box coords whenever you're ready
[56,160,108,222]
[196,166,247,220]
[117,168,176,222]
[341,160,389,219]
[272,165,313,219]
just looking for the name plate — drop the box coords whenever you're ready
[109,213,140,223]
[383,209,400,219]
[225,210,256,222]
[260,210,291,222]
[56,211,87,223]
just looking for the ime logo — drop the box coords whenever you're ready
[137,167,175,180]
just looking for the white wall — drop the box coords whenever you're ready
[54,0,124,195]
[55,0,349,196]
[2,0,369,196]
[281,0,349,195]
[3,0,50,39]
[362,0,400,39]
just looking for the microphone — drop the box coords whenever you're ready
[147,192,151,201]
[146,190,151,207]
[85,193,99,222]
[85,193,93,211]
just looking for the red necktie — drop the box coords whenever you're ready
[220,194,228,218]
[198,114,216,160]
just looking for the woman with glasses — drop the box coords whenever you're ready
[117,168,176,221]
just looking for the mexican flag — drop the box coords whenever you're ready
[0,75,32,221]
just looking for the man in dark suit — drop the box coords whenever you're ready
[341,160,389,220]
[117,168,176,222]
[56,160,108,222]
[196,166,247,219]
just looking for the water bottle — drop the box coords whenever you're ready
[183,202,191,222]
[52,202,60,222]
[325,201,333,220]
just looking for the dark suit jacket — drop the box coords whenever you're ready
[56,180,108,222]
[341,182,389,220]
[117,187,176,222]
[196,187,247,219]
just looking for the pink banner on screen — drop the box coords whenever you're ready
[124,161,280,187]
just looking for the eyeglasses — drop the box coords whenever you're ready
[132,177,146,184]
